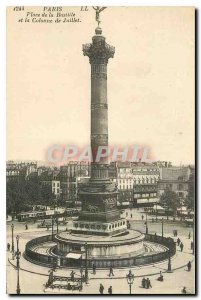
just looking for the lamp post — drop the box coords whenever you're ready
[126,270,134,294]
[56,216,59,234]
[15,235,21,294]
[145,212,148,234]
[167,253,172,273]
[11,223,14,253]
[80,255,83,291]
[155,203,158,222]
[192,216,195,255]
[51,217,54,241]
[162,218,164,239]
[85,242,88,283]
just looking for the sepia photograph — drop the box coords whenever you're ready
[6,5,195,295]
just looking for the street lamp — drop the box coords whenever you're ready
[51,217,54,241]
[192,216,195,255]
[162,218,164,239]
[11,223,14,253]
[167,253,172,273]
[145,212,148,234]
[126,270,134,294]
[80,255,83,291]
[56,216,59,234]
[81,243,89,284]
[85,242,88,283]
[15,235,21,294]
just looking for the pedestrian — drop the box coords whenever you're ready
[180,242,184,252]
[70,270,75,281]
[130,213,133,218]
[109,265,114,277]
[187,261,192,272]
[7,243,10,252]
[157,271,164,282]
[25,223,28,230]
[108,286,112,294]
[141,277,146,288]
[182,287,187,294]
[147,278,152,288]
[48,270,54,286]
[67,282,71,290]
[175,230,178,237]
[177,238,181,246]
[99,283,104,294]
[188,232,191,239]
[142,215,144,221]
[92,263,96,275]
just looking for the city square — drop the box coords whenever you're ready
[7,208,195,294]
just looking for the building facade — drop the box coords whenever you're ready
[157,166,192,201]
[109,162,159,206]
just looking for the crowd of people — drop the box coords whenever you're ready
[141,277,152,289]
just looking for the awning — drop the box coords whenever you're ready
[121,202,130,206]
[137,198,159,204]
[66,253,82,259]
[177,206,187,211]
[153,204,164,210]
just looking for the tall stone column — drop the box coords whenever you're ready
[77,27,121,227]
[83,27,115,180]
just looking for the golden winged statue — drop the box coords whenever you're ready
[92,6,107,26]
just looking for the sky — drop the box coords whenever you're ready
[7,6,195,165]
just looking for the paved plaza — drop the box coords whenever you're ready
[6,208,195,295]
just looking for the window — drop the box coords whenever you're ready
[178,184,183,191]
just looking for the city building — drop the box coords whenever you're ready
[157,166,192,201]
[109,161,159,206]
[6,161,37,181]
[60,162,90,207]
[39,171,61,199]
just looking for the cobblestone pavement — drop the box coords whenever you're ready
[6,209,195,295]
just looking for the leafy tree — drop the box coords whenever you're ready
[185,172,195,210]
[185,195,194,211]
[25,176,42,205]
[40,184,55,209]
[159,190,181,218]
[6,178,29,215]
[7,176,54,214]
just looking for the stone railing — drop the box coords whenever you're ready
[25,233,176,269]
[25,234,59,267]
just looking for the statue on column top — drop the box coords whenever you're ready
[92,6,107,26]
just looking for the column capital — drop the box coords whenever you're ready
[83,35,115,64]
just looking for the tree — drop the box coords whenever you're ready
[6,178,29,215]
[159,190,181,218]
[25,176,42,205]
[185,172,195,210]
[40,184,55,209]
